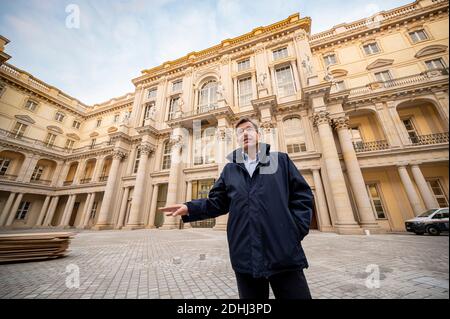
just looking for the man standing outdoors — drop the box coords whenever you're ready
[159,117,314,299]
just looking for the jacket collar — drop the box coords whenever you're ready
[226,143,271,167]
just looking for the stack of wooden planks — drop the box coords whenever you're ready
[0,232,75,263]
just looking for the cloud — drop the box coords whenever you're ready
[0,0,413,105]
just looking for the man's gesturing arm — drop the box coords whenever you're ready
[159,171,230,223]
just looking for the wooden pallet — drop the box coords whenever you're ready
[0,232,75,264]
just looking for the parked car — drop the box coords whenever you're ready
[405,208,449,235]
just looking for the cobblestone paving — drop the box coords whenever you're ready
[0,229,448,299]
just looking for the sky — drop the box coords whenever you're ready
[0,0,413,105]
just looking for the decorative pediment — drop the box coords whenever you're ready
[330,69,348,77]
[366,59,394,70]
[415,45,448,58]
[90,132,99,137]
[14,114,35,124]
[46,125,63,134]
[66,133,80,140]
[107,126,118,133]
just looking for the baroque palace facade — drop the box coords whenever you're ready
[0,0,448,234]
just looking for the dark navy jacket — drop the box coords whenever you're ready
[182,143,314,278]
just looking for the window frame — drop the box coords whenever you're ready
[272,47,289,61]
[54,111,65,123]
[15,201,31,221]
[366,183,388,220]
[275,64,296,98]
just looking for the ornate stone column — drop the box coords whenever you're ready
[160,130,184,229]
[35,195,51,226]
[313,111,361,234]
[93,149,126,230]
[213,126,232,231]
[0,192,16,226]
[5,193,24,226]
[333,116,380,231]
[43,196,59,226]
[57,162,71,186]
[81,193,96,228]
[125,143,154,229]
[146,184,159,229]
[51,161,64,186]
[397,165,424,216]
[60,194,76,227]
[183,181,192,229]
[312,168,332,231]
[116,188,130,229]
[410,164,439,209]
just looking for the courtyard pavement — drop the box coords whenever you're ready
[0,228,448,299]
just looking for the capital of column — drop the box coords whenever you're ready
[332,116,350,131]
[112,150,126,160]
[313,111,331,127]
[260,121,275,134]
[138,143,155,156]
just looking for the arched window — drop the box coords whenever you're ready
[283,117,306,153]
[199,80,218,112]
[162,141,171,170]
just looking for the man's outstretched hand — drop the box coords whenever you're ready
[158,204,188,217]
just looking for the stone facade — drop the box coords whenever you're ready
[0,0,448,234]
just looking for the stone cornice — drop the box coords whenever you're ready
[133,14,311,86]
[310,0,449,51]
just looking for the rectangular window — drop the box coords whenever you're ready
[0,158,11,175]
[273,47,288,60]
[275,65,296,97]
[367,184,387,219]
[172,80,183,92]
[25,100,38,111]
[425,58,446,70]
[402,118,419,144]
[55,112,65,122]
[162,142,171,170]
[168,97,180,120]
[90,138,97,149]
[65,139,75,150]
[113,114,120,123]
[238,77,252,106]
[147,87,157,99]
[31,165,44,181]
[72,120,81,129]
[237,59,250,71]
[44,133,57,147]
[133,148,141,174]
[90,202,98,219]
[144,103,155,119]
[363,43,380,55]
[409,30,428,43]
[15,201,31,220]
[323,54,337,66]
[12,122,27,139]
[374,70,392,82]
[96,118,102,127]
[427,179,449,208]
[286,143,306,154]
